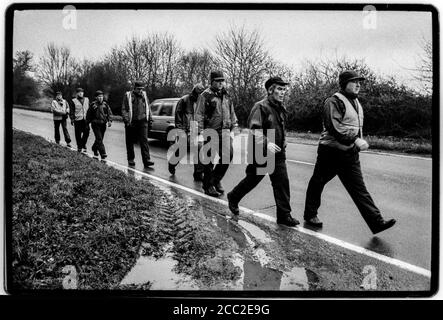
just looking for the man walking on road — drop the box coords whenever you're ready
[86,90,112,160]
[168,84,205,180]
[69,87,90,152]
[51,91,71,147]
[303,70,396,234]
[121,80,154,168]
[195,71,238,197]
[227,77,299,227]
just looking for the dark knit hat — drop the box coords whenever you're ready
[76,87,84,92]
[339,70,365,89]
[134,80,145,88]
[265,76,289,91]
[95,90,104,97]
[210,71,225,82]
[55,91,62,96]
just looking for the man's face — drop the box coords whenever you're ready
[56,94,62,100]
[97,95,104,103]
[77,91,84,98]
[271,85,287,103]
[212,79,225,91]
[345,80,361,95]
[134,87,144,94]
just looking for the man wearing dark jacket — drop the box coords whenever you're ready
[227,77,299,227]
[303,70,396,234]
[121,80,154,168]
[168,84,205,180]
[69,87,90,152]
[86,90,112,160]
[195,71,238,197]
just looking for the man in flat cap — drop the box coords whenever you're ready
[168,83,205,180]
[303,70,396,234]
[195,71,238,197]
[86,90,112,160]
[227,76,299,227]
[69,87,90,152]
[122,80,154,168]
[51,91,71,148]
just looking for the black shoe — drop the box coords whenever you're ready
[227,192,239,215]
[193,173,203,182]
[213,180,225,194]
[128,160,136,166]
[77,148,82,152]
[93,150,99,158]
[370,218,396,235]
[305,216,323,228]
[82,148,87,153]
[67,143,72,148]
[277,215,300,227]
[101,154,107,160]
[204,186,221,197]
[168,163,176,175]
[144,160,155,167]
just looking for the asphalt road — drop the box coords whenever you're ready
[12,108,433,270]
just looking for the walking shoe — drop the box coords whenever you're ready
[193,173,203,182]
[204,186,221,197]
[67,143,72,148]
[77,148,82,152]
[227,192,239,215]
[144,160,155,167]
[168,163,176,175]
[128,160,136,166]
[101,154,107,160]
[277,215,300,227]
[305,216,323,228]
[93,150,99,159]
[370,218,396,235]
[82,148,87,153]
[213,180,225,194]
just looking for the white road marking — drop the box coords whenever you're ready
[287,159,315,166]
[14,127,432,279]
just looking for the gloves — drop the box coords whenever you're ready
[355,138,369,151]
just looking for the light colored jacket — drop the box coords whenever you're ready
[319,92,364,151]
[121,90,151,124]
[51,99,69,121]
[70,97,89,121]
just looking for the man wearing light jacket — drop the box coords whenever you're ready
[51,91,71,147]
[303,70,396,234]
[69,87,90,152]
[121,80,154,168]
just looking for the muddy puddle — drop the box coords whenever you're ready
[119,167,319,290]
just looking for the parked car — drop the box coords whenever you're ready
[148,98,180,142]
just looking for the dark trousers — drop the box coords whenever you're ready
[125,120,151,166]
[202,134,233,190]
[229,158,292,219]
[304,144,383,227]
[169,137,204,175]
[54,119,71,144]
[74,119,90,150]
[91,123,107,156]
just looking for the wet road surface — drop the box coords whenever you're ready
[12,108,433,271]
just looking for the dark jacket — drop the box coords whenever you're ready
[247,96,288,160]
[121,90,152,126]
[175,90,200,133]
[86,100,113,124]
[194,87,238,134]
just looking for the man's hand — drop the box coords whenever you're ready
[355,138,369,151]
[267,142,281,153]
[107,122,112,128]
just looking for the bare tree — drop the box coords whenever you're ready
[179,49,215,92]
[414,37,432,95]
[38,43,78,96]
[214,25,273,124]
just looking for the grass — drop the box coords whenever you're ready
[285,131,432,156]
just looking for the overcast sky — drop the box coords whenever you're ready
[13,9,433,87]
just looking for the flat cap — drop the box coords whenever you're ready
[265,76,289,90]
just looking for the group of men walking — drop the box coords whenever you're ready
[51,69,396,234]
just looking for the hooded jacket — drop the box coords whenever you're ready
[86,100,113,124]
[175,86,204,133]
